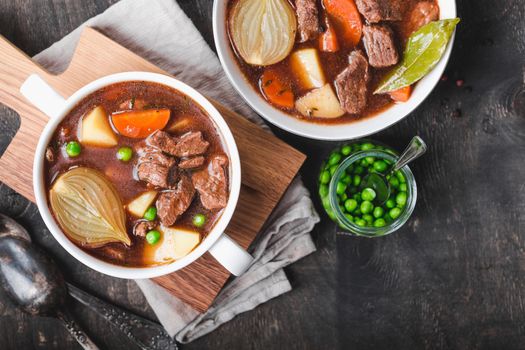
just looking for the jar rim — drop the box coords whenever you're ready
[328,150,417,237]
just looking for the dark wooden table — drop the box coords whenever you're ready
[1,0,524,349]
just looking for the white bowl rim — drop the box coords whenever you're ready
[213,0,458,141]
[33,71,241,279]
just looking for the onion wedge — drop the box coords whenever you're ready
[229,0,297,66]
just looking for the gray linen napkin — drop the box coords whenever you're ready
[33,0,320,343]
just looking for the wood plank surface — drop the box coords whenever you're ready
[1,0,525,349]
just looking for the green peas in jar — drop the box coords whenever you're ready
[318,139,415,237]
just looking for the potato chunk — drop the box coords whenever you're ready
[290,48,326,90]
[80,106,118,147]
[295,84,345,118]
[144,226,201,264]
[127,191,158,218]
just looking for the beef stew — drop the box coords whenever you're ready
[227,0,441,124]
[45,81,230,267]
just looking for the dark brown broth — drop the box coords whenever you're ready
[226,0,439,124]
[45,81,228,267]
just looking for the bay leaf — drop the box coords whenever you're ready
[374,18,460,94]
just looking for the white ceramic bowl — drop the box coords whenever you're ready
[21,72,253,279]
[213,0,457,140]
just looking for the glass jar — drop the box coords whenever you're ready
[318,140,417,237]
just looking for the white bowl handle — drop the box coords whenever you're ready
[208,233,253,276]
[20,74,66,119]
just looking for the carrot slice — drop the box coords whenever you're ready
[389,85,413,102]
[319,16,339,52]
[111,109,170,138]
[259,69,294,109]
[323,0,362,48]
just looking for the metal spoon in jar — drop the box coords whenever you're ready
[0,214,178,350]
[361,136,427,204]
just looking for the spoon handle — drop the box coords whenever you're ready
[67,283,178,350]
[56,309,100,350]
[393,136,427,172]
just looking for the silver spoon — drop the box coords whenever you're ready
[0,234,99,349]
[0,214,178,350]
[361,136,427,204]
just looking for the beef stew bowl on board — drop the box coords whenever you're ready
[22,72,253,279]
[213,0,458,140]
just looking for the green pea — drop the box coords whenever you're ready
[342,174,352,184]
[65,141,81,157]
[385,199,396,209]
[360,201,373,214]
[361,188,376,201]
[353,175,361,187]
[328,152,342,166]
[344,213,354,222]
[373,207,384,218]
[193,213,207,228]
[360,159,368,167]
[329,165,338,176]
[354,208,362,216]
[146,230,161,245]
[389,207,402,220]
[143,207,157,221]
[116,146,133,162]
[389,176,400,188]
[354,166,364,175]
[319,185,329,198]
[396,192,407,207]
[340,193,348,202]
[352,193,361,202]
[341,145,352,156]
[361,142,375,151]
[365,156,376,165]
[344,199,358,212]
[399,183,408,192]
[320,171,330,184]
[373,160,388,172]
[363,214,374,224]
[336,182,347,195]
[322,196,331,210]
[355,219,367,227]
[374,218,387,227]
[395,171,406,183]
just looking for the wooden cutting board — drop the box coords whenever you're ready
[0,27,305,312]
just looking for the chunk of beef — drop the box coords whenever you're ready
[136,146,178,188]
[296,0,320,42]
[407,1,439,34]
[334,51,370,114]
[134,220,157,237]
[148,130,209,158]
[156,175,195,226]
[179,156,205,169]
[174,131,209,157]
[355,0,402,23]
[192,154,229,210]
[362,24,399,68]
[147,130,179,155]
